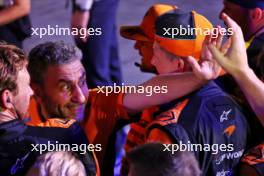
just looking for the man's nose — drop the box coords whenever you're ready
[71,85,86,104]
[29,86,34,97]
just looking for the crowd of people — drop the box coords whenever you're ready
[0,0,263,176]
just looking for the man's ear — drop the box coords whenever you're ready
[251,8,263,21]
[1,89,14,110]
[171,58,185,71]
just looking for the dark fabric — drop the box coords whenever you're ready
[5,15,32,41]
[215,32,264,148]
[247,32,264,79]
[0,26,23,48]
[0,6,31,48]
[226,0,264,9]
[0,119,96,176]
[178,82,248,176]
[155,9,195,40]
[151,82,248,176]
[254,163,264,176]
[76,0,122,88]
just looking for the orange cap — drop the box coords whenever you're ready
[120,4,177,41]
[154,10,213,60]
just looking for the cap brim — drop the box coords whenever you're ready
[120,26,151,42]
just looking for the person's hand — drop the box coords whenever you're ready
[208,13,250,79]
[71,10,90,43]
[187,28,225,81]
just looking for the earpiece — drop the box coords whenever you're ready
[7,97,11,103]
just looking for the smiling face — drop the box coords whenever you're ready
[35,60,88,121]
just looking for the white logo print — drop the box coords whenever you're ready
[220,109,232,123]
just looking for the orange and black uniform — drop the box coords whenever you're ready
[241,144,264,176]
[0,118,96,176]
[125,82,248,176]
[216,31,264,175]
[147,82,248,176]
[28,89,134,175]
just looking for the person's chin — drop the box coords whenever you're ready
[19,111,30,120]
[67,106,85,120]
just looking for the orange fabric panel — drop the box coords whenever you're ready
[31,118,76,128]
[147,128,174,144]
[155,11,213,60]
[124,106,159,152]
[27,96,43,125]
[81,89,130,167]
[27,89,131,173]
[145,100,189,145]
[147,99,189,128]
[242,144,264,165]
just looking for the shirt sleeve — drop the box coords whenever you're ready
[81,89,131,165]
[74,0,93,10]
[88,88,130,121]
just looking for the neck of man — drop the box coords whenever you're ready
[0,110,18,124]
[39,103,52,121]
[246,25,264,41]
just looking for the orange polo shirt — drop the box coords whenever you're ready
[28,89,130,174]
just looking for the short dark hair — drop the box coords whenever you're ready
[126,143,201,176]
[28,41,82,85]
[0,42,27,95]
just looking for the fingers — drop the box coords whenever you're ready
[203,34,211,46]
[187,56,201,73]
[201,35,212,60]
[221,13,237,30]
[202,26,224,61]
[220,13,244,44]
[208,44,227,68]
[204,44,213,61]
[221,38,231,54]
[216,26,224,49]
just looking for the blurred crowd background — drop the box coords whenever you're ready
[24,0,223,85]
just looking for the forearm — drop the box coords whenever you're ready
[123,72,205,114]
[0,0,30,25]
[234,68,264,126]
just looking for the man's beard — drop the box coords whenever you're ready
[42,96,85,120]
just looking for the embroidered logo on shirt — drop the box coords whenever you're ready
[220,109,232,123]
[10,152,30,175]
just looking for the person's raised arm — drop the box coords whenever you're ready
[0,0,30,25]
[123,72,206,114]
[208,13,264,126]
[123,33,223,114]
[71,0,92,42]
